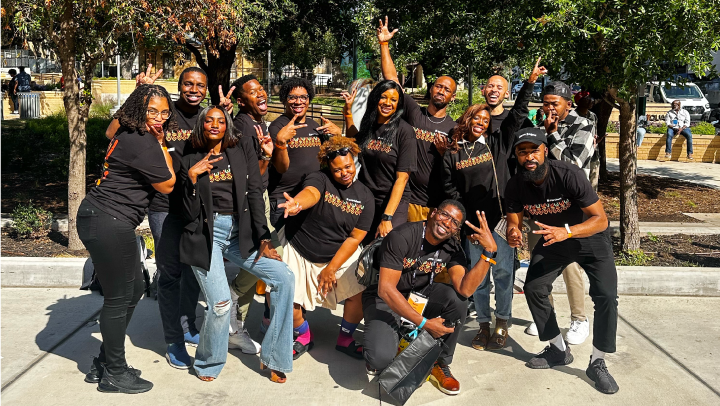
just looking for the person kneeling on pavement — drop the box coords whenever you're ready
[276,136,375,360]
[363,199,497,396]
[505,128,619,394]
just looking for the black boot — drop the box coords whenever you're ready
[97,367,152,394]
[85,357,142,384]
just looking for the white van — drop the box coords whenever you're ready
[645,82,710,120]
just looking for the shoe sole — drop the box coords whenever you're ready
[228,344,261,355]
[165,353,190,370]
[586,369,620,394]
[184,342,198,348]
[524,328,538,336]
[292,341,314,360]
[471,344,487,351]
[97,383,153,394]
[565,335,589,345]
[525,353,574,369]
[428,374,460,395]
[84,375,100,384]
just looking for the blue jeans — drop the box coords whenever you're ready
[466,230,516,323]
[636,127,646,147]
[666,127,693,155]
[191,214,295,378]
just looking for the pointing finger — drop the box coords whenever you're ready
[227,86,236,99]
[145,64,152,78]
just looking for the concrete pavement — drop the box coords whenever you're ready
[1,288,719,405]
[606,158,720,189]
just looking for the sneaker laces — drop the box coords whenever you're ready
[569,320,581,332]
[436,362,454,379]
[593,359,610,379]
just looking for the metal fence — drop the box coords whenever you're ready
[1,48,61,73]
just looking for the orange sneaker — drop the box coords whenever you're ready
[428,361,460,395]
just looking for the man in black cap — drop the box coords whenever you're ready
[504,128,619,395]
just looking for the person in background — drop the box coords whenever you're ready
[277,136,375,360]
[8,69,18,114]
[15,66,32,93]
[662,100,694,161]
[636,114,648,147]
[78,84,177,393]
[574,91,599,190]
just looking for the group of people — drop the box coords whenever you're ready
[5,66,32,114]
[77,17,620,397]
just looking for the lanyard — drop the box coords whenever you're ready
[410,224,442,292]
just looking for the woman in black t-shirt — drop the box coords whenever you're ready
[77,85,177,394]
[179,106,295,384]
[277,136,375,360]
[343,80,417,244]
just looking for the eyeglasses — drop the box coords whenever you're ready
[436,209,461,230]
[287,94,309,102]
[326,147,351,160]
[146,109,172,119]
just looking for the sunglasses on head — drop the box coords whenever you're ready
[326,147,351,160]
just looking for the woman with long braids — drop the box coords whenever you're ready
[342,80,416,244]
[442,104,516,352]
[77,84,177,393]
[179,105,295,383]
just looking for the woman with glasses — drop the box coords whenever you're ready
[342,80,417,244]
[442,104,516,352]
[77,84,177,393]
[275,136,375,360]
[179,106,295,383]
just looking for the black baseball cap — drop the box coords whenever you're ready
[513,128,547,148]
[542,81,572,100]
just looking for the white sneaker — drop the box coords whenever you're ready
[525,322,539,336]
[565,319,590,345]
[229,329,261,354]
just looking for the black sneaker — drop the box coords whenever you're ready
[85,357,142,383]
[97,367,153,394]
[526,343,574,369]
[586,357,619,394]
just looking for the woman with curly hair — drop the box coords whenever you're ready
[77,84,177,393]
[179,106,295,383]
[442,103,516,352]
[342,80,416,244]
[277,136,375,360]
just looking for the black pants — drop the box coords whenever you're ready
[77,200,144,375]
[362,199,410,245]
[362,283,467,371]
[524,240,618,353]
[156,213,201,344]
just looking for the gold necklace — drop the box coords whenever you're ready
[462,138,475,158]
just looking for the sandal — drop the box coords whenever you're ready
[292,339,314,360]
[471,323,491,350]
[260,362,287,383]
[335,340,364,360]
[197,376,215,382]
[486,322,509,351]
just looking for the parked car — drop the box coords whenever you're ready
[530,82,543,102]
[645,81,710,121]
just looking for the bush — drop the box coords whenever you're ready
[615,250,654,266]
[447,88,486,120]
[90,100,115,119]
[646,124,667,134]
[606,121,619,133]
[11,201,53,239]
[691,121,716,135]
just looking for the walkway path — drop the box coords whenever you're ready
[606,158,720,189]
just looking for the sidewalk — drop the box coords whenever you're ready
[2,288,719,405]
[606,158,720,189]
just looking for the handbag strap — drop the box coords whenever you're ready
[486,147,504,217]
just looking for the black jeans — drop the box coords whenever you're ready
[524,240,618,353]
[156,213,201,344]
[362,283,468,371]
[362,199,410,245]
[77,200,144,375]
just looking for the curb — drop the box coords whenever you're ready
[1,213,150,233]
[608,221,720,236]
[1,257,719,296]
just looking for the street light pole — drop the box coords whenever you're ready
[267,49,272,101]
[353,38,358,81]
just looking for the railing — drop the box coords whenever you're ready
[265,101,346,133]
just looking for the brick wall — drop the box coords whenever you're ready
[605,132,720,163]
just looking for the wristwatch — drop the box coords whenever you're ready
[261,153,272,161]
[381,214,393,222]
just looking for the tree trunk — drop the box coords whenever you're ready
[121,51,137,79]
[185,41,237,105]
[617,98,640,251]
[593,94,614,182]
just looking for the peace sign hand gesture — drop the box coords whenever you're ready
[377,16,398,43]
[136,64,163,87]
[465,211,497,252]
[340,89,357,116]
[276,114,307,145]
[533,221,570,247]
[277,192,302,218]
[255,125,273,157]
[317,116,342,137]
[218,85,235,112]
[188,151,223,184]
[529,56,548,84]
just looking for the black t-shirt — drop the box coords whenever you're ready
[402,95,457,207]
[149,101,198,213]
[286,171,375,263]
[85,128,172,227]
[504,160,605,254]
[442,139,503,231]
[209,151,236,213]
[233,112,269,191]
[268,115,322,201]
[358,119,417,204]
[373,222,467,296]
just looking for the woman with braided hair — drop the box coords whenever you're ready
[77,84,177,393]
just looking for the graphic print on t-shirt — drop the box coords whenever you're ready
[367,139,392,153]
[414,127,443,143]
[402,257,447,274]
[524,198,572,216]
[456,151,492,169]
[210,166,233,182]
[165,128,192,142]
[97,138,119,185]
[288,135,322,149]
[324,191,364,215]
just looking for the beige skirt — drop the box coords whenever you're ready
[282,242,365,311]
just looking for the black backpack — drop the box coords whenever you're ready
[355,237,383,287]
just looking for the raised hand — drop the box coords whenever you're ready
[464,211,497,252]
[255,125,273,157]
[533,221,570,247]
[218,85,236,112]
[136,64,163,87]
[340,89,357,116]
[544,111,560,134]
[275,114,307,144]
[317,116,342,137]
[377,16,398,43]
[277,192,302,218]
[529,57,548,83]
[188,151,223,184]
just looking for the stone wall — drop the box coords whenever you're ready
[605,132,720,163]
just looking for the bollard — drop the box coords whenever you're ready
[18,93,41,119]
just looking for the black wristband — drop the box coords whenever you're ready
[482,249,497,259]
[381,214,393,222]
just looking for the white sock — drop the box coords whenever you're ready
[551,334,566,351]
[591,346,605,363]
[229,290,240,334]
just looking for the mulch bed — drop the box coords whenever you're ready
[1,229,152,258]
[613,234,720,267]
[598,172,720,223]
[1,172,99,213]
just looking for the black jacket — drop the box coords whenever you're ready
[179,136,270,270]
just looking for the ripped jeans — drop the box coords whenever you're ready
[191,214,295,378]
